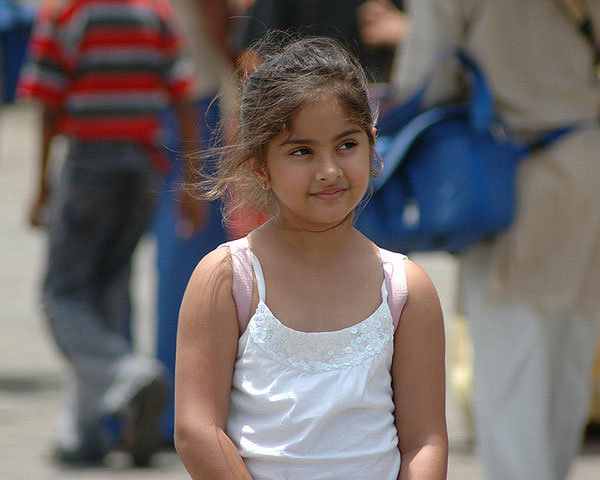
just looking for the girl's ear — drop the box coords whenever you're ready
[371,127,377,139]
[247,157,271,190]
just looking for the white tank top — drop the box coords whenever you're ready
[225,246,405,479]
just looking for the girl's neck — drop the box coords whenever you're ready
[252,214,362,260]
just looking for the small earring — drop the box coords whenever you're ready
[259,181,268,190]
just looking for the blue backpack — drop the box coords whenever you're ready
[357,51,573,254]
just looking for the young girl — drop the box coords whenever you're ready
[174,36,448,479]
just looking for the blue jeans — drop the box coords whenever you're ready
[154,96,228,442]
[42,139,167,453]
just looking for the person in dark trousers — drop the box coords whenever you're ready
[18,0,205,467]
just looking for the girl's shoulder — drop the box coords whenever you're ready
[185,243,236,301]
[376,245,437,301]
[178,243,240,341]
[192,236,251,275]
[404,259,438,297]
[202,237,255,333]
[399,258,443,328]
[375,245,441,328]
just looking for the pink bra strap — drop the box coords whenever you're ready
[380,248,409,331]
[226,237,254,335]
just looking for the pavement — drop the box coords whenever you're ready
[1,102,599,479]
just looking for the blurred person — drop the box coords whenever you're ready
[234,0,405,84]
[17,0,204,467]
[392,1,600,479]
[357,0,409,51]
[153,0,240,445]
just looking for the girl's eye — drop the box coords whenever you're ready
[339,141,357,150]
[291,147,312,156]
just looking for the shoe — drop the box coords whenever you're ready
[117,378,167,467]
[51,443,106,467]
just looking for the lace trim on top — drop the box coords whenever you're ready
[246,253,395,373]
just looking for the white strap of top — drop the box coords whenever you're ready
[251,254,267,303]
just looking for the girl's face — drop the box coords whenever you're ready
[256,93,372,230]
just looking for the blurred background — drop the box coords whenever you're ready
[1,0,599,478]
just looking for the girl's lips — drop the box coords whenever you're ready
[312,188,347,201]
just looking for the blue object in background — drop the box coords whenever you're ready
[153,96,227,444]
[0,0,36,103]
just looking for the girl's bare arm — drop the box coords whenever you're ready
[174,247,253,479]
[393,259,448,480]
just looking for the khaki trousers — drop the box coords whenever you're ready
[460,247,599,480]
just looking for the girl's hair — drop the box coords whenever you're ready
[193,33,381,226]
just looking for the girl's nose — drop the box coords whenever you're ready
[316,154,342,182]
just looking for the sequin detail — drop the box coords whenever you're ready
[248,301,394,373]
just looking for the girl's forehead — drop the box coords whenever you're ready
[289,94,360,132]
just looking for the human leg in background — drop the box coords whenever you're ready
[461,247,599,480]
[547,311,599,479]
[42,140,168,466]
[154,96,228,444]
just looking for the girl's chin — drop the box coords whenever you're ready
[275,212,354,232]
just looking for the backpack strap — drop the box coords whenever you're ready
[380,248,409,331]
[223,236,254,335]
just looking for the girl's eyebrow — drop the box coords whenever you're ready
[280,128,363,146]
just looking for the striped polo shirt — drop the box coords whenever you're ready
[17,0,197,142]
